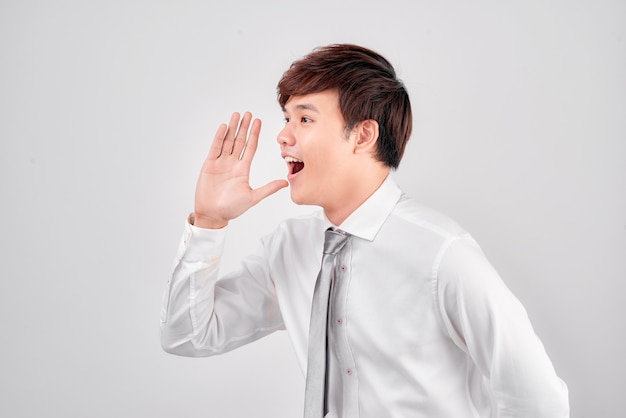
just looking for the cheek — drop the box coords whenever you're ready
[304,146,326,171]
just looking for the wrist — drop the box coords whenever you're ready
[190,213,228,229]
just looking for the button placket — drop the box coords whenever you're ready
[329,245,358,415]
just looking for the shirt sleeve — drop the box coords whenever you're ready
[435,237,570,417]
[160,218,285,357]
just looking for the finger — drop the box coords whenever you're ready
[251,179,289,205]
[232,112,253,158]
[207,123,228,160]
[221,112,241,156]
[240,118,262,164]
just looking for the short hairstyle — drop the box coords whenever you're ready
[277,44,412,169]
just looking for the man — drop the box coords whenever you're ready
[160,44,569,417]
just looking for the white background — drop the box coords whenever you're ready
[1,1,624,417]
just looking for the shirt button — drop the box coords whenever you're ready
[340,265,346,271]
[346,368,352,375]
[336,318,343,325]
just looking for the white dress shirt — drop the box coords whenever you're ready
[160,177,569,417]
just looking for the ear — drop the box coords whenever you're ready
[353,119,379,155]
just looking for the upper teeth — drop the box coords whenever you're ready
[284,156,302,163]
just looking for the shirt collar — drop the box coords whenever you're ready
[322,175,403,242]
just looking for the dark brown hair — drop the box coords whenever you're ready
[277,44,412,169]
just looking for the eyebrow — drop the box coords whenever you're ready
[282,103,320,113]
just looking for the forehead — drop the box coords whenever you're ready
[283,90,340,114]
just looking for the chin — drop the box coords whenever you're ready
[289,188,312,206]
[289,191,306,205]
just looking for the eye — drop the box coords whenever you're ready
[301,117,312,123]
[283,117,290,124]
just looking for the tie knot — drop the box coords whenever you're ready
[323,228,350,255]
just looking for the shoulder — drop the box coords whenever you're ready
[390,193,472,242]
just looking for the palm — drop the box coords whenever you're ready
[194,112,288,228]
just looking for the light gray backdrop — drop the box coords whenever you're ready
[1,1,624,417]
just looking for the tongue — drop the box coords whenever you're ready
[292,161,304,174]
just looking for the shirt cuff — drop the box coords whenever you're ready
[175,214,228,263]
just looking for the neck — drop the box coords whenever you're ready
[324,166,390,226]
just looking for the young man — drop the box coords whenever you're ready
[160,44,569,417]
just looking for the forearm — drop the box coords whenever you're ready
[160,220,284,357]
[160,221,226,356]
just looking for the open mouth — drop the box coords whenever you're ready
[284,156,304,175]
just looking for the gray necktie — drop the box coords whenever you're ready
[303,228,350,418]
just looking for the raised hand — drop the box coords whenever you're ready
[193,112,288,229]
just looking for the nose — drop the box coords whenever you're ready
[277,124,295,146]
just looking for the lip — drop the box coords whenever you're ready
[281,153,302,161]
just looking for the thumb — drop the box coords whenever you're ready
[251,179,289,204]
